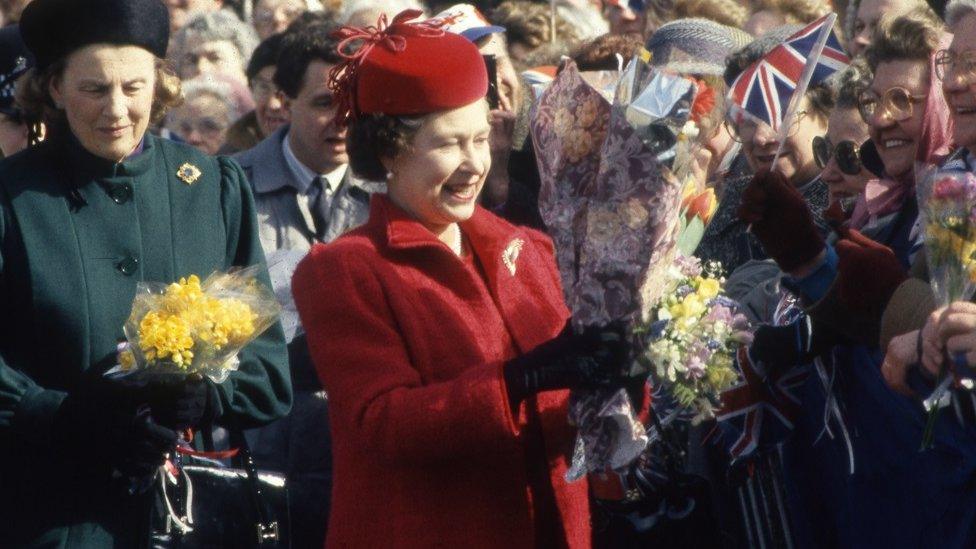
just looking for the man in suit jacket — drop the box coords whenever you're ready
[234,20,382,549]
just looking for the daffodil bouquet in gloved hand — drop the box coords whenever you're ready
[111,266,281,383]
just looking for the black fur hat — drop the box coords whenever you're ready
[19,0,170,71]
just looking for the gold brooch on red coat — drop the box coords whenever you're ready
[176,163,202,185]
[502,238,524,276]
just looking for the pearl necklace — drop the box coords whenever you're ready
[449,223,463,256]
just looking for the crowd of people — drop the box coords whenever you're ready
[0,0,975,547]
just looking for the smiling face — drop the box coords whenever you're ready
[944,12,976,149]
[821,107,872,203]
[740,95,827,186]
[51,44,157,162]
[385,100,492,233]
[866,59,927,181]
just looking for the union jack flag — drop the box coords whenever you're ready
[716,347,810,460]
[728,13,850,132]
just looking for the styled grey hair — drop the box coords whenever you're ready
[172,75,251,122]
[946,0,976,26]
[832,56,873,109]
[171,10,259,74]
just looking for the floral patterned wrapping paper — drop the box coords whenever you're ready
[530,60,685,478]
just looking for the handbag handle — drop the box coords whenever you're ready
[229,430,281,546]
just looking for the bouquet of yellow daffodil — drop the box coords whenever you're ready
[635,255,750,423]
[115,266,281,383]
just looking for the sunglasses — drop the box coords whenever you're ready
[812,136,863,175]
[857,87,927,124]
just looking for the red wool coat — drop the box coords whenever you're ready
[292,195,591,548]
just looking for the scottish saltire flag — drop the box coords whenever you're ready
[716,347,810,460]
[728,13,850,133]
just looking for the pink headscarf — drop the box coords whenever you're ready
[850,32,955,229]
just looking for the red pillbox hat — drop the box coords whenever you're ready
[329,10,488,126]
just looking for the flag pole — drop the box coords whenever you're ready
[550,0,556,43]
[770,13,838,168]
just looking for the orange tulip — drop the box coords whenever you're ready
[685,188,717,224]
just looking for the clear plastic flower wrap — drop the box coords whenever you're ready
[914,167,976,447]
[112,266,282,383]
[917,169,976,305]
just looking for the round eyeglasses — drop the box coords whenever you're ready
[857,87,927,124]
[935,49,976,83]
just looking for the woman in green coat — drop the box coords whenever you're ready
[0,0,292,546]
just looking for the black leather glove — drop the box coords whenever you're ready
[146,375,221,430]
[113,407,181,479]
[748,317,826,372]
[51,377,178,478]
[504,321,630,407]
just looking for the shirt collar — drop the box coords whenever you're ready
[283,131,347,194]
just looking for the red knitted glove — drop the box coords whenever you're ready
[737,169,825,271]
[835,229,907,315]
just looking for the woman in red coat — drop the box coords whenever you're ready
[291,10,629,549]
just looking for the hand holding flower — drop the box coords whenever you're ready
[935,301,976,373]
[881,330,920,397]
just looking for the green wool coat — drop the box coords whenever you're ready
[0,133,292,547]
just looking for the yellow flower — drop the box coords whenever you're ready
[138,311,195,368]
[670,293,706,323]
[698,277,721,299]
[134,274,259,371]
[119,349,136,371]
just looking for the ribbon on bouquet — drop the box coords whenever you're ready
[174,428,239,460]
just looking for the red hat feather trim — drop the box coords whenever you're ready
[328,9,489,126]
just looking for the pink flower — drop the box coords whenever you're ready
[932,174,975,201]
[686,356,706,380]
[705,304,733,324]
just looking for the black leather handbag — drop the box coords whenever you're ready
[151,432,291,548]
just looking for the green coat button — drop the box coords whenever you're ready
[110,184,132,204]
[116,256,139,275]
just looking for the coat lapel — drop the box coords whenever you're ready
[463,208,558,354]
[375,194,564,354]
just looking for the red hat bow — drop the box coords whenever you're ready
[328,9,445,127]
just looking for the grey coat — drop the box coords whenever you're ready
[234,125,383,253]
